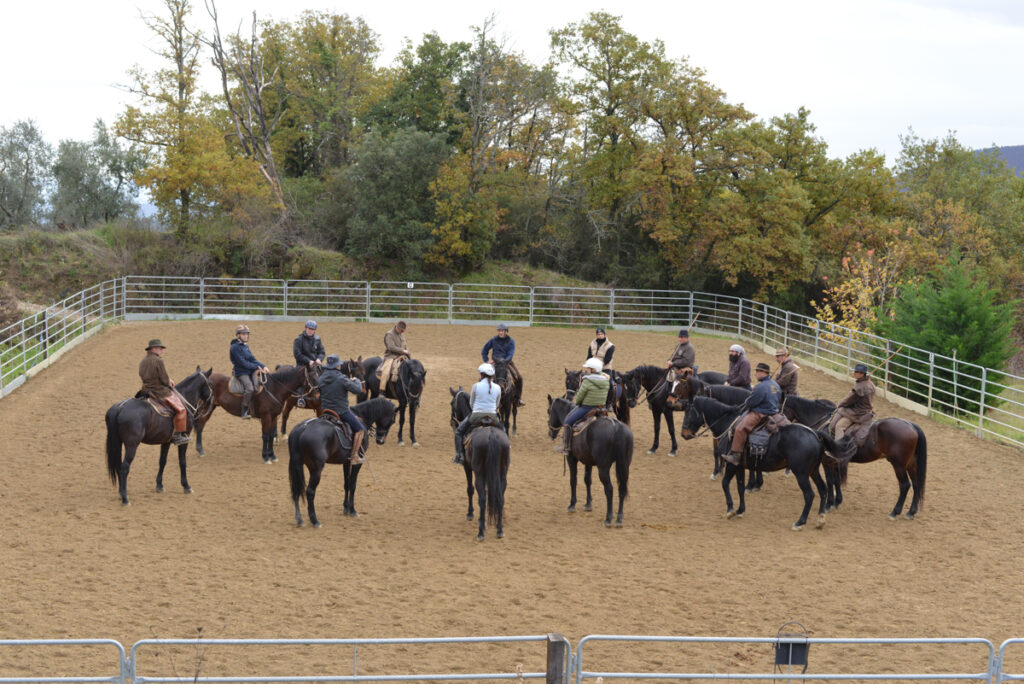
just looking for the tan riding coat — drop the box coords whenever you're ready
[139,353,173,398]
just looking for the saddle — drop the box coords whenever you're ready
[845,420,872,445]
[228,375,265,396]
[319,411,359,454]
[728,413,792,463]
[571,408,614,436]
[462,415,502,451]
[134,390,174,417]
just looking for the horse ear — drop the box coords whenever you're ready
[547,394,553,405]
[449,387,457,396]
[195,365,201,373]
[357,355,362,362]
[204,368,212,377]
[564,368,570,376]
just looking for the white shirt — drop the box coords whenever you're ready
[470,378,501,413]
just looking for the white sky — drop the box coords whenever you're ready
[5,0,1024,163]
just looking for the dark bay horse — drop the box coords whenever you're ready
[278,358,365,435]
[782,395,837,430]
[564,368,633,426]
[288,397,398,527]
[493,359,521,435]
[198,364,321,463]
[670,375,752,479]
[547,395,633,527]
[822,418,928,520]
[449,387,510,540]
[361,356,426,446]
[680,396,846,530]
[105,367,213,505]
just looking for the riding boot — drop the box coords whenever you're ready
[349,430,365,464]
[555,426,571,454]
[240,393,252,420]
[723,450,742,466]
[453,437,466,465]
[171,431,191,446]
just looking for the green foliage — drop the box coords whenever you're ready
[0,120,52,229]
[873,258,1018,415]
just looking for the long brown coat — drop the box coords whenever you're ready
[775,358,800,396]
[383,327,407,360]
[139,353,173,398]
[837,377,875,423]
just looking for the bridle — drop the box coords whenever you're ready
[450,389,470,429]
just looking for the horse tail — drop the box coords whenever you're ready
[912,423,927,510]
[614,424,632,500]
[817,430,853,482]
[485,429,504,526]
[288,431,307,505]
[105,406,123,486]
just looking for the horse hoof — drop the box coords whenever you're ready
[497,530,504,539]
[476,533,485,541]
[184,487,193,494]
[615,520,623,528]
[264,460,273,465]
[792,523,805,531]
[904,512,915,520]
[197,450,206,458]
[347,511,360,518]
[646,449,656,455]
[412,442,420,448]
[584,503,593,512]
[667,451,676,458]
[271,456,278,463]
[567,505,576,513]
[603,520,612,528]
[726,509,736,519]
[398,441,405,447]
[121,500,130,506]
[313,521,322,528]
[710,473,717,481]
[155,486,164,493]
[888,513,899,521]
[296,519,304,527]
[466,514,474,521]
[816,515,825,529]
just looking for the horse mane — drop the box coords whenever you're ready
[352,396,395,423]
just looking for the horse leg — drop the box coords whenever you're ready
[721,465,736,518]
[792,471,816,531]
[811,468,827,529]
[344,464,361,517]
[261,416,276,463]
[464,462,475,521]
[177,442,192,494]
[156,443,169,493]
[511,402,518,435]
[475,470,487,541]
[647,409,661,455]
[306,466,323,528]
[583,464,594,512]
[906,463,921,520]
[596,466,614,528]
[746,468,763,492]
[567,458,579,513]
[888,462,912,520]
[119,443,138,505]
[408,401,419,447]
[396,403,406,446]
[194,410,211,457]
[664,410,678,457]
[281,398,293,436]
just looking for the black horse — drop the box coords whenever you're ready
[493,359,521,435]
[288,397,398,527]
[105,367,213,505]
[781,395,837,430]
[361,357,426,446]
[448,387,510,540]
[822,417,928,520]
[547,395,633,527]
[564,368,633,425]
[680,396,847,530]
[278,358,365,436]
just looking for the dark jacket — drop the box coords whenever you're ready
[230,338,264,377]
[587,338,615,367]
[318,368,364,417]
[726,355,751,389]
[838,377,875,422]
[744,377,781,415]
[669,342,695,370]
[482,335,516,362]
[775,359,799,396]
[139,353,173,398]
[293,332,326,366]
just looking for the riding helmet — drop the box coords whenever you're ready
[496,323,509,331]
[235,324,251,335]
[583,358,603,373]
[478,362,495,376]
[305,320,318,330]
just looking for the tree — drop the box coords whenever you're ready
[0,120,52,230]
[874,258,1018,415]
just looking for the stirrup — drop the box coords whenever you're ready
[349,454,365,465]
[171,432,191,446]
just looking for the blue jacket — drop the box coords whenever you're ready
[318,368,363,416]
[744,377,781,415]
[482,335,515,362]
[230,338,264,377]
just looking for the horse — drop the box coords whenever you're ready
[105,367,213,505]
[680,396,846,530]
[821,418,928,520]
[492,359,522,435]
[619,364,689,457]
[547,395,633,527]
[288,397,398,527]
[278,358,365,436]
[668,374,752,478]
[564,368,633,425]
[449,387,510,540]
[197,364,322,463]
[360,356,426,446]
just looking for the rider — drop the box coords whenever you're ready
[139,339,190,446]
[482,323,525,406]
[452,363,504,465]
[318,354,367,465]
[555,358,610,455]
[774,347,800,396]
[725,362,781,465]
[587,327,615,371]
[665,328,695,403]
[829,362,876,440]
[230,324,270,420]
[724,344,751,390]
[293,320,326,368]
[378,321,409,389]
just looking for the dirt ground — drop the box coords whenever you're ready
[1,320,1023,679]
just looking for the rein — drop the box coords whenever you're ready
[400,365,424,401]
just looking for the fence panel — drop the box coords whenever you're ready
[0,639,127,684]
[368,282,451,322]
[532,287,611,326]
[609,290,689,328]
[123,277,202,318]
[283,281,369,320]
[451,284,532,324]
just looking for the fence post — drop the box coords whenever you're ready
[737,299,743,338]
[952,349,959,414]
[448,284,453,324]
[529,288,535,326]
[80,290,87,337]
[546,634,568,684]
[609,290,615,328]
[199,279,205,319]
[847,331,853,370]
[978,367,987,437]
[365,282,371,321]
[885,340,892,392]
[762,303,768,347]
[283,281,289,318]
[43,310,50,360]
[813,323,819,365]
[927,352,935,411]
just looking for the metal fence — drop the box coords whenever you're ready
[5,635,1024,684]
[1,276,1021,448]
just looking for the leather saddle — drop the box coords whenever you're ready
[228,375,265,396]
[462,415,502,451]
[319,412,356,453]
[572,408,614,436]
[134,390,174,417]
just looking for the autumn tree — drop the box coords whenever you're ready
[0,120,52,230]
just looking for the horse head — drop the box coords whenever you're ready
[400,359,426,399]
[620,370,641,408]
[547,394,572,439]
[449,386,470,428]
[679,396,708,440]
[341,357,365,383]
[372,400,398,444]
[564,367,582,396]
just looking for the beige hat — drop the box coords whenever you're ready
[774,347,790,357]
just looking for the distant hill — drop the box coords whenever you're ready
[978,145,1024,174]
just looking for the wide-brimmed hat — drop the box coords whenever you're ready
[754,362,772,374]
[145,339,166,350]
[324,354,342,369]
[775,347,790,357]
[853,363,869,374]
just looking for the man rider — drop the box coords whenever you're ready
[293,320,326,368]
[829,362,876,440]
[378,321,409,389]
[318,354,367,465]
[555,358,610,455]
[725,362,781,465]
[665,329,695,403]
[724,344,752,390]
[452,363,504,465]
[774,347,800,396]
[139,339,190,446]
[587,327,615,370]
[229,325,270,420]
[482,323,525,406]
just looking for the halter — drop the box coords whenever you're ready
[450,389,470,428]
[399,364,424,401]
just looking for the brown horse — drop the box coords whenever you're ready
[197,365,322,463]
[278,358,365,435]
[822,418,928,520]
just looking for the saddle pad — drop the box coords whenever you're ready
[848,421,872,444]
[462,418,501,451]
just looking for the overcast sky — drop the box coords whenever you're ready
[5,0,1024,163]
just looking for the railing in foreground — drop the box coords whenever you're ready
[1,276,1020,448]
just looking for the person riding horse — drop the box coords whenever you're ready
[555,358,610,455]
[138,339,190,446]
[482,323,525,406]
[587,327,615,370]
[665,328,695,403]
[774,347,800,396]
[724,344,751,390]
[377,321,409,390]
[293,320,326,368]
[229,324,270,420]
[829,362,876,440]
[452,363,505,465]
[725,362,781,465]
[318,354,367,465]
